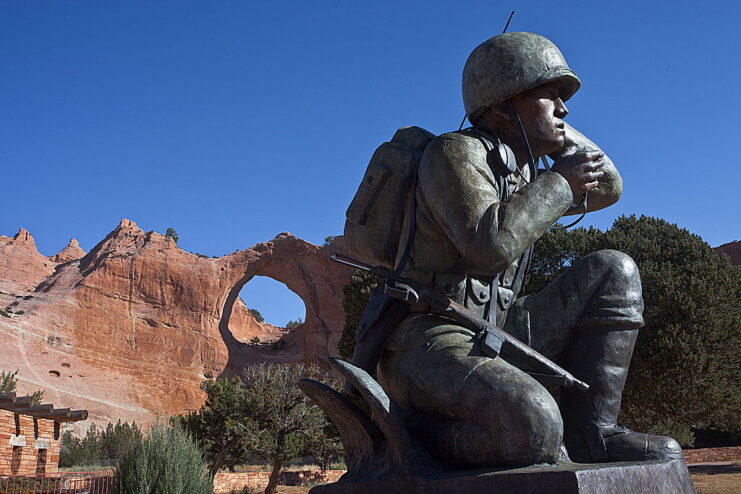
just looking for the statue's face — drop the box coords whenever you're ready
[510,82,569,157]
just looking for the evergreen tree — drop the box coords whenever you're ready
[175,363,342,494]
[165,227,179,244]
[339,215,740,446]
[100,420,143,462]
[525,215,740,445]
[337,270,381,361]
[247,308,265,323]
[240,363,340,494]
[173,377,253,476]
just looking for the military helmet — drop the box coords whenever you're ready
[462,32,581,122]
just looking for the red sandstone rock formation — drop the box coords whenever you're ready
[714,240,741,266]
[0,220,352,429]
[0,229,59,301]
[50,238,87,264]
[228,298,286,344]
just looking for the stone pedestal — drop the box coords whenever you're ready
[309,459,696,494]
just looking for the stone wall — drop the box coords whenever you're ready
[213,469,345,493]
[683,446,741,464]
[0,410,60,476]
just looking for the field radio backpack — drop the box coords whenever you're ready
[344,126,436,270]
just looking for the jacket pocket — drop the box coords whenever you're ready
[434,272,466,304]
[497,286,515,310]
[467,277,491,306]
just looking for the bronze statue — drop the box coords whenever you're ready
[303,32,686,483]
[362,31,682,467]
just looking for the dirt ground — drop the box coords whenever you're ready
[272,488,311,494]
[266,464,741,494]
[688,463,741,494]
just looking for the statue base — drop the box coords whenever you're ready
[309,459,696,494]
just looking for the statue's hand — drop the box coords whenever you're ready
[550,150,605,202]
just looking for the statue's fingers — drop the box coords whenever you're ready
[581,180,600,192]
[584,160,605,171]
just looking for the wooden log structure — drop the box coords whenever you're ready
[36,408,71,420]
[0,397,88,423]
[0,392,16,404]
[5,403,54,415]
[0,395,33,409]
[52,410,88,422]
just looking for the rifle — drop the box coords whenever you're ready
[331,253,589,392]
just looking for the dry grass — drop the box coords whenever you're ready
[689,463,741,494]
[242,463,741,494]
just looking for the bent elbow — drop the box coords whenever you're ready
[464,240,519,275]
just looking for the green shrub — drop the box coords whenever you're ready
[338,270,381,361]
[285,317,303,329]
[165,228,179,244]
[59,420,142,468]
[112,422,212,494]
[247,308,265,323]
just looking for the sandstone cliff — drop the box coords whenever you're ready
[715,240,741,266]
[0,220,351,428]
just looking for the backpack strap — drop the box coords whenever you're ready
[392,159,420,275]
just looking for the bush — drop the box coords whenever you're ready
[59,420,143,468]
[59,424,101,467]
[247,308,265,323]
[165,228,179,244]
[337,271,381,361]
[112,422,212,494]
[285,318,303,329]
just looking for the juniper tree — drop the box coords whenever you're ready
[524,215,740,445]
[339,215,740,446]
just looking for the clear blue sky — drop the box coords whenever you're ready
[2,1,739,325]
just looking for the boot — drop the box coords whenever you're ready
[559,327,683,463]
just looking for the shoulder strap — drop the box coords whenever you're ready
[393,157,420,275]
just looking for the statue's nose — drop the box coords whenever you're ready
[555,98,569,119]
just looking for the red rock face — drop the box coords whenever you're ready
[715,241,741,265]
[0,220,352,429]
[50,239,87,264]
[0,229,58,302]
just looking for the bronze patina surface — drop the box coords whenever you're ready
[302,31,690,492]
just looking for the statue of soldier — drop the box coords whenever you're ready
[373,32,683,467]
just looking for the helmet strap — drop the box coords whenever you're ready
[458,113,468,131]
[507,103,537,184]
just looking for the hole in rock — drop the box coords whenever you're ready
[230,276,306,344]
[48,370,60,377]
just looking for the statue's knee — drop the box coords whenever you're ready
[479,379,563,462]
[586,249,641,286]
[587,249,640,279]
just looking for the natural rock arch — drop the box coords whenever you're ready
[217,233,352,377]
[0,220,353,426]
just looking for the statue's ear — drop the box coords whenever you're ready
[490,103,514,122]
